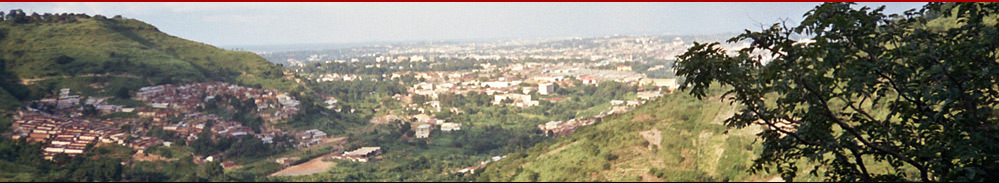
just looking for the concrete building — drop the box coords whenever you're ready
[441,122,462,132]
[538,83,554,95]
[415,124,432,138]
[342,146,382,162]
[616,65,632,71]
[59,88,71,98]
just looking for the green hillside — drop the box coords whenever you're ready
[0,11,301,102]
[477,3,999,182]
[0,11,320,181]
[475,87,783,182]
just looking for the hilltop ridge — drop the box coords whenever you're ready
[0,10,302,104]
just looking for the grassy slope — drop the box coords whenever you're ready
[0,14,310,180]
[0,15,300,101]
[474,7,991,181]
[476,86,779,182]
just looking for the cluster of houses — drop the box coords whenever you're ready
[34,88,135,116]
[160,111,328,149]
[454,155,506,175]
[54,88,80,109]
[6,88,160,160]
[383,61,680,141]
[537,118,599,136]
[394,61,678,116]
[160,112,256,143]
[405,114,462,139]
[135,82,300,123]
[2,83,320,161]
[135,82,330,148]
[400,69,558,112]
[7,110,138,160]
[293,129,328,148]
[492,93,539,108]
[534,83,670,137]
[315,73,364,82]
[406,79,551,110]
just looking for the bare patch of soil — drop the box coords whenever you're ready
[638,129,662,150]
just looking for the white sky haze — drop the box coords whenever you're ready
[1,2,926,47]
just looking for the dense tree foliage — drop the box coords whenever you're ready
[675,2,999,181]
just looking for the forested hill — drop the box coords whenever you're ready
[0,10,302,104]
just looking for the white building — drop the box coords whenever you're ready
[480,81,511,88]
[538,83,554,95]
[610,100,625,105]
[151,103,170,109]
[415,124,432,138]
[441,122,462,132]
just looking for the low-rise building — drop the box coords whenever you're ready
[441,122,462,132]
[538,83,554,95]
[151,103,170,109]
[637,91,663,101]
[339,146,382,162]
[275,157,301,166]
[415,124,432,138]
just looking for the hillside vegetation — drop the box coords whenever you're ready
[671,2,999,182]
[0,10,301,102]
[475,86,780,181]
[0,11,323,181]
[478,3,999,182]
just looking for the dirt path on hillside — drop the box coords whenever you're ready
[19,73,141,85]
[698,131,726,178]
[269,154,337,177]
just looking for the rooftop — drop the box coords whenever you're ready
[344,146,382,156]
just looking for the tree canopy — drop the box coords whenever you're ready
[675,2,999,182]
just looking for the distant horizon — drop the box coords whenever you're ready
[1,2,926,47]
[227,32,742,53]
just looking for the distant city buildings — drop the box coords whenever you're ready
[135,82,299,123]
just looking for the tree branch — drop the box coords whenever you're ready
[798,77,931,182]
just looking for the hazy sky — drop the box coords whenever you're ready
[2,2,926,47]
